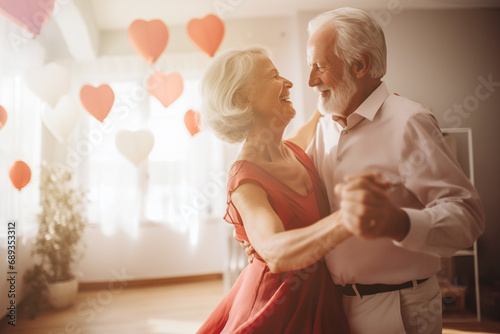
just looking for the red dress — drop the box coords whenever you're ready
[197,141,350,334]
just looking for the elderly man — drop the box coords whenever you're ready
[303,7,485,334]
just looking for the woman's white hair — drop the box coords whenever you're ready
[201,46,270,143]
[308,7,387,79]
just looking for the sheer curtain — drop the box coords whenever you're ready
[0,19,44,239]
[0,17,44,319]
[67,53,228,240]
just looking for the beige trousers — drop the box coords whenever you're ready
[342,275,442,334]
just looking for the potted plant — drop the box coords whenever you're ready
[24,162,87,313]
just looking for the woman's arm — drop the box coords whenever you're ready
[231,182,351,274]
[286,110,322,150]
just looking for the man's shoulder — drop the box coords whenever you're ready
[379,94,441,141]
[382,93,433,121]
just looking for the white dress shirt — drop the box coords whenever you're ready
[307,82,485,286]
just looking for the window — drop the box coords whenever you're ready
[76,54,227,241]
[144,79,225,225]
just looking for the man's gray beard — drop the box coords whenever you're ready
[317,72,357,117]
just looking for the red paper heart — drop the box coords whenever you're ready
[0,0,54,36]
[187,14,224,58]
[0,105,7,130]
[128,19,169,65]
[79,84,115,123]
[147,72,183,108]
[9,160,31,191]
[184,110,201,136]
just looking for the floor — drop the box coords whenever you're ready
[1,278,499,334]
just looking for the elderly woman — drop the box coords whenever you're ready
[197,47,351,333]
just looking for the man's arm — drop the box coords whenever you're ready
[394,112,485,256]
[336,113,485,257]
[286,110,322,150]
[232,182,351,273]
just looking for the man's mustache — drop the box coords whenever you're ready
[313,85,332,94]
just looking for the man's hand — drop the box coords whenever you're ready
[334,173,410,241]
[233,229,255,263]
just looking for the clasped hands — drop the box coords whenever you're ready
[334,172,409,241]
[237,172,410,263]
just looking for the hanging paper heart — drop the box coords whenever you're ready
[42,95,81,143]
[147,72,183,108]
[0,0,54,36]
[9,160,31,191]
[187,14,224,57]
[127,19,169,65]
[184,110,201,136]
[25,62,71,107]
[0,105,7,130]
[115,130,155,166]
[79,84,115,123]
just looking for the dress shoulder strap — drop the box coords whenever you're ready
[283,140,316,173]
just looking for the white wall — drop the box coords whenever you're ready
[77,217,227,282]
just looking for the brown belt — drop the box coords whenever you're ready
[337,278,430,297]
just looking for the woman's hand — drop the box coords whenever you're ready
[233,229,256,264]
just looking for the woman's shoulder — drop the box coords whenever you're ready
[227,160,268,192]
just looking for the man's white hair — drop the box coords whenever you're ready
[201,47,270,143]
[308,7,387,79]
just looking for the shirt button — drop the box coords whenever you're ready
[337,156,342,162]
[342,129,348,134]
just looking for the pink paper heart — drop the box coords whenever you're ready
[187,14,224,57]
[127,19,169,65]
[0,0,54,36]
[184,110,201,136]
[79,84,115,123]
[147,72,183,108]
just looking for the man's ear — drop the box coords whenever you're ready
[353,52,372,79]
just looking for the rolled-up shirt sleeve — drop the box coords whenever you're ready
[393,112,485,257]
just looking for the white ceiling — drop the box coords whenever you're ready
[88,0,500,31]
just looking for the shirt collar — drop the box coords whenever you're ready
[330,82,390,130]
[352,81,389,122]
